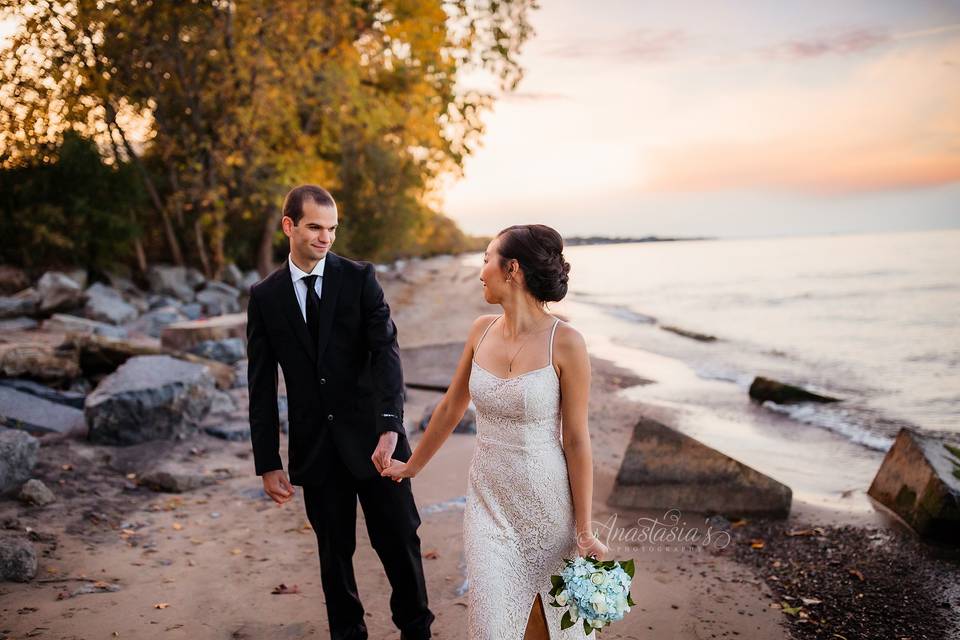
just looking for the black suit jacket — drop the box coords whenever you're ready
[245,251,411,486]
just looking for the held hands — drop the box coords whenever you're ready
[371,431,399,474]
[576,529,610,561]
[380,458,418,483]
[262,470,295,506]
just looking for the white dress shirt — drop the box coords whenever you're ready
[288,253,325,322]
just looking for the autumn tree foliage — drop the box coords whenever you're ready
[0,0,537,276]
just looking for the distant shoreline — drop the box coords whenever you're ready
[562,235,715,246]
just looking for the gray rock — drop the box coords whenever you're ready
[222,263,244,288]
[147,293,182,310]
[43,313,128,339]
[400,342,464,391]
[147,265,196,302]
[126,306,188,338]
[207,389,237,415]
[419,401,476,434]
[0,316,38,331]
[609,417,793,518]
[37,271,86,314]
[239,270,261,293]
[189,337,245,364]
[184,267,206,290]
[203,421,251,442]
[0,294,38,319]
[867,428,960,543]
[138,465,216,493]
[749,376,840,404]
[17,478,56,506]
[0,378,85,409]
[62,268,88,289]
[0,428,39,494]
[0,386,85,436]
[84,282,138,325]
[85,355,215,445]
[0,533,38,582]
[160,313,246,353]
[181,302,203,320]
[195,281,241,316]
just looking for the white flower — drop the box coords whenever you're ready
[590,572,605,585]
[591,619,604,628]
[555,590,569,606]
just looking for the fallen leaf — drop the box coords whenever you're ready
[750,539,765,549]
[786,527,826,537]
[801,597,822,606]
[154,602,170,609]
[172,522,183,531]
[848,568,865,581]
[230,548,242,555]
[780,602,802,616]
[731,519,749,528]
[271,583,300,595]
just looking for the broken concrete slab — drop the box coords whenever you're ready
[0,385,86,436]
[85,355,215,445]
[160,313,246,353]
[749,376,840,404]
[609,417,793,519]
[867,428,960,544]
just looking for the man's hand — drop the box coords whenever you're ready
[371,431,399,473]
[262,469,295,505]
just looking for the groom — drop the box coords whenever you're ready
[246,185,434,639]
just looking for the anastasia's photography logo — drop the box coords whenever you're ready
[589,509,733,554]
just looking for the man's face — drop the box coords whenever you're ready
[283,198,337,262]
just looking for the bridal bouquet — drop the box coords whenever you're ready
[548,556,635,634]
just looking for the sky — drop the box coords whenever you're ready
[439,0,960,239]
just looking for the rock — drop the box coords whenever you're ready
[43,313,128,339]
[0,378,85,409]
[419,401,476,434]
[62,268,88,289]
[222,263,244,288]
[180,302,203,320]
[84,282,138,325]
[0,428,39,494]
[147,294,183,310]
[126,305,189,338]
[189,337,245,364]
[0,316,38,331]
[85,355,215,445]
[160,313,246,353]
[104,271,143,298]
[660,325,717,342]
[36,271,86,314]
[0,341,81,381]
[0,385,86,436]
[748,376,840,404]
[203,421,251,442]
[609,417,793,518]
[207,389,237,415]
[0,533,38,582]
[867,428,960,543]
[239,270,261,293]
[0,265,30,295]
[184,267,206,290]
[400,342,464,391]
[0,293,39,319]
[17,479,56,506]
[138,465,217,493]
[146,265,196,302]
[195,281,241,316]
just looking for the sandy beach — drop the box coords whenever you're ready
[1,254,957,639]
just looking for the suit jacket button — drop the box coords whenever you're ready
[327,414,334,421]
[320,378,326,384]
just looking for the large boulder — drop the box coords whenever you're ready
[0,385,86,436]
[126,305,189,338]
[160,313,246,353]
[749,376,840,404]
[0,533,38,582]
[609,417,793,518]
[43,313,128,338]
[400,342,464,391]
[0,427,39,494]
[147,265,197,302]
[84,282,139,325]
[195,281,241,316]
[85,355,215,445]
[0,341,81,381]
[36,271,86,314]
[867,428,960,543]
[189,337,245,365]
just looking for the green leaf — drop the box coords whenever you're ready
[583,619,594,635]
[627,592,635,607]
[622,558,636,579]
[560,610,574,630]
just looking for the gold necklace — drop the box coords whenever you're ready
[502,316,553,373]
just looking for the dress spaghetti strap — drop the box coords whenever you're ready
[474,315,501,359]
[547,317,561,367]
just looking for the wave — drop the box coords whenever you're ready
[760,401,895,452]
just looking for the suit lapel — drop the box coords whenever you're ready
[278,260,318,364]
[315,251,343,370]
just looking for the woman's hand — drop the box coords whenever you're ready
[380,459,418,483]
[576,530,609,561]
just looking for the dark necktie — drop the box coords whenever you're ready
[302,274,321,351]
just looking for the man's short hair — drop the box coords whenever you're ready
[282,185,337,225]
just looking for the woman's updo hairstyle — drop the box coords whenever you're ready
[495,224,570,303]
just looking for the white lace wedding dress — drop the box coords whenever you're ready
[464,315,588,639]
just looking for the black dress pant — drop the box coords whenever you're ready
[302,452,434,640]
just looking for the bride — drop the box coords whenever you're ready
[382,224,608,639]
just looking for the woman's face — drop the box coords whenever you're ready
[480,236,513,304]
